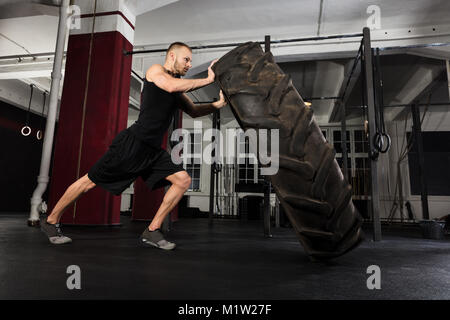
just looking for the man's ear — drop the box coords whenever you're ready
[169,51,175,62]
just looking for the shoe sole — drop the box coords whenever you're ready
[41,228,72,245]
[48,236,72,245]
[140,238,176,250]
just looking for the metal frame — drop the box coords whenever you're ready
[127,29,389,239]
[411,103,430,220]
[377,42,450,52]
[304,96,340,101]
[209,110,219,226]
[362,27,382,241]
[384,102,449,108]
[162,30,369,237]
[340,101,349,182]
[124,32,364,56]
[132,28,449,238]
[263,35,272,238]
[327,40,363,122]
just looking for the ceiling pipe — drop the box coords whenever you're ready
[446,60,450,99]
[33,0,62,6]
[28,0,69,226]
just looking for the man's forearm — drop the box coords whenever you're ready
[192,102,220,117]
[171,77,213,93]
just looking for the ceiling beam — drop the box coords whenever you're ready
[406,47,450,60]
[0,1,58,19]
[328,60,361,123]
[391,70,447,121]
[0,56,57,79]
[309,61,345,121]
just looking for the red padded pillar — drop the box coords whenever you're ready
[48,5,135,225]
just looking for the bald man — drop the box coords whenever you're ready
[42,42,226,249]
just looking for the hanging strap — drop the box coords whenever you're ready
[372,48,391,154]
[21,84,34,136]
[73,0,97,221]
[36,91,47,140]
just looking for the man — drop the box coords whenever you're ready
[41,42,227,250]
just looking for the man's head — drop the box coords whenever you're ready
[165,42,192,76]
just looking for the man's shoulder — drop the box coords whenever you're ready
[147,64,164,74]
[145,64,164,82]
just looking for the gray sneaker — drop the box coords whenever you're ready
[40,217,72,244]
[141,228,176,250]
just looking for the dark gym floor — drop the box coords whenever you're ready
[0,213,449,300]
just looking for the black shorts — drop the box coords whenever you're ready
[88,129,185,195]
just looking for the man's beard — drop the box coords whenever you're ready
[173,61,185,77]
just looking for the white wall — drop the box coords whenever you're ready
[181,112,213,212]
[380,107,450,221]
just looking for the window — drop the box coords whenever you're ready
[237,136,258,184]
[353,130,368,153]
[336,156,352,181]
[353,157,370,196]
[407,131,450,196]
[325,127,370,197]
[183,131,202,191]
[333,130,350,154]
[321,129,328,142]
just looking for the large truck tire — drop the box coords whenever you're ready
[212,42,364,260]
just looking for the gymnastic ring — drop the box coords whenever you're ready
[36,130,43,140]
[379,133,391,153]
[373,132,384,152]
[21,126,31,136]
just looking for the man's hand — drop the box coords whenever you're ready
[212,90,227,109]
[207,59,218,82]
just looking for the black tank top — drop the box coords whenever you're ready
[129,78,179,147]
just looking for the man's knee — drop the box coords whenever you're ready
[172,171,191,190]
[80,174,96,193]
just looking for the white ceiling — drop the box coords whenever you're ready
[0,15,59,56]
[2,0,450,57]
[0,0,449,123]
[133,0,450,46]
